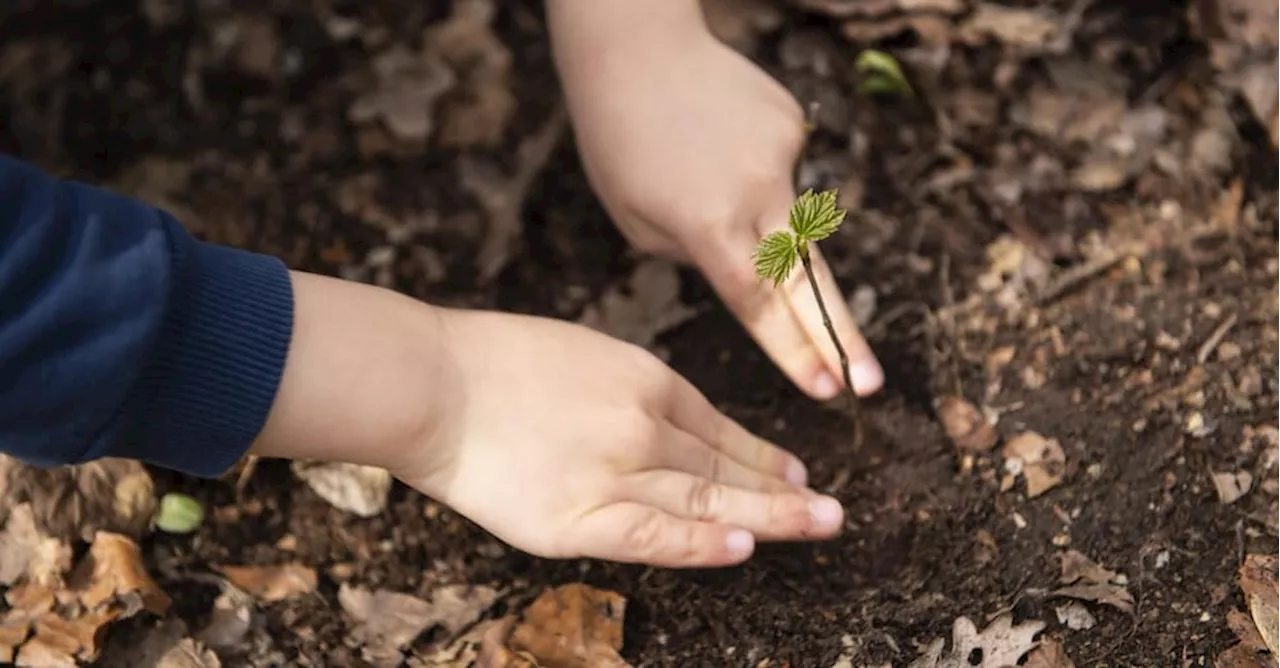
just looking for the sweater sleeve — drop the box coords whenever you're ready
[0,153,294,478]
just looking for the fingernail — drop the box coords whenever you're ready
[725,529,754,557]
[785,459,808,486]
[849,359,884,396]
[812,372,840,399]
[809,496,844,529]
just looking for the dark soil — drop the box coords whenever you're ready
[2,0,1276,666]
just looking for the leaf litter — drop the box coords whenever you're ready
[478,583,628,668]
[213,562,317,603]
[339,582,501,667]
[577,258,702,358]
[907,614,1045,668]
[291,460,394,517]
[1051,549,1134,615]
[1001,431,1067,498]
[0,455,157,543]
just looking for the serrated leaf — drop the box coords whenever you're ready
[854,48,914,97]
[788,188,846,242]
[753,230,799,287]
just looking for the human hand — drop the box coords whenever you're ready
[547,2,884,401]
[394,308,845,568]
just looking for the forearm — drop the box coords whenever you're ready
[545,0,709,85]
[249,272,456,474]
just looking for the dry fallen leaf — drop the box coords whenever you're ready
[109,618,223,668]
[423,0,516,148]
[340,583,501,667]
[412,619,503,667]
[1238,554,1279,656]
[5,532,170,665]
[956,3,1060,49]
[578,258,701,356]
[1052,549,1134,615]
[1188,0,1279,147]
[479,583,628,668]
[214,562,317,603]
[1213,471,1256,504]
[1023,637,1076,668]
[348,44,456,148]
[0,504,72,587]
[1002,431,1066,497]
[195,585,254,652]
[291,461,393,517]
[1,458,156,542]
[935,395,998,453]
[908,614,1045,668]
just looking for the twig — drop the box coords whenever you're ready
[1034,244,1144,306]
[467,103,568,284]
[1195,313,1238,365]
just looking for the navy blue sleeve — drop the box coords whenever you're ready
[0,153,294,478]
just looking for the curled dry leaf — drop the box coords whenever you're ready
[1023,637,1077,668]
[479,583,628,668]
[5,532,170,666]
[339,583,501,668]
[291,460,393,517]
[214,562,317,603]
[908,614,1045,668]
[0,456,156,542]
[1238,554,1279,656]
[935,395,998,453]
[0,504,72,587]
[1053,549,1134,615]
[348,45,456,146]
[578,258,701,356]
[1002,431,1066,498]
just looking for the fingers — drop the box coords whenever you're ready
[659,377,808,486]
[623,469,843,542]
[652,422,799,492]
[572,502,757,568]
[782,241,883,397]
[692,238,837,400]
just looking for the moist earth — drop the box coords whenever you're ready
[0,0,1277,666]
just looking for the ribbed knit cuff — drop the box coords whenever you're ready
[112,217,295,478]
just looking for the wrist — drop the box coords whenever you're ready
[250,272,457,474]
[546,0,711,87]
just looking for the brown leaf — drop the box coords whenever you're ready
[1,458,156,543]
[1024,638,1076,668]
[347,45,456,147]
[1215,642,1277,668]
[1227,609,1272,656]
[578,259,701,356]
[908,614,1045,668]
[340,583,501,667]
[291,461,393,517]
[480,583,629,668]
[411,619,502,667]
[1059,549,1121,585]
[1213,471,1255,504]
[195,585,254,651]
[935,395,998,453]
[214,562,317,603]
[75,532,170,616]
[424,0,516,148]
[1002,431,1066,497]
[1239,554,1279,655]
[956,3,1060,49]
[1053,550,1134,615]
[0,504,72,587]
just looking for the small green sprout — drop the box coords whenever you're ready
[753,189,861,435]
[155,492,205,534]
[854,48,914,98]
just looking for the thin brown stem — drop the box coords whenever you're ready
[799,247,861,444]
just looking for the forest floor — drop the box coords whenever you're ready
[0,0,1277,666]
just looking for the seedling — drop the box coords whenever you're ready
[854,49,913,98]
[753,188,861,439]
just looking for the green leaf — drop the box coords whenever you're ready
[788,188,846,242]
[753,230,799,287]
[854,48,913,97]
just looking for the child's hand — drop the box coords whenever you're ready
[548,1,884,401]
[395,308,845,568]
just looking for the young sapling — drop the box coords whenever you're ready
[753,188,862,442]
